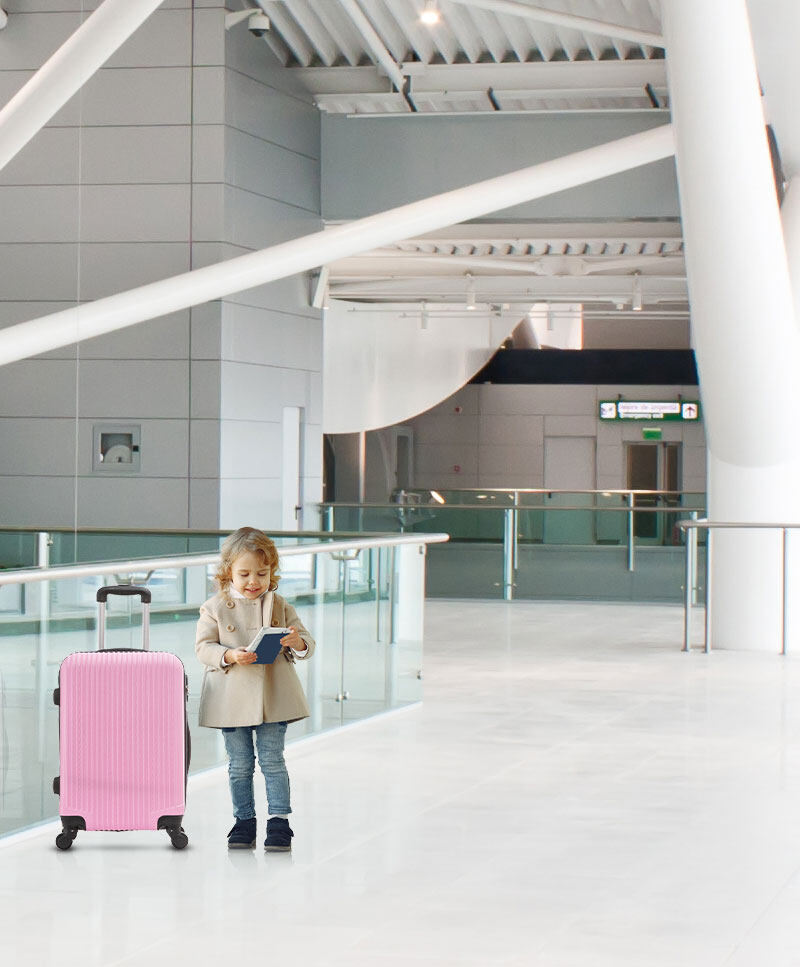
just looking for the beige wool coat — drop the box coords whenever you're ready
[195,590,315,728]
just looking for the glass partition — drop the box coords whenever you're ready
[0,536,434,840]
[321,490,707,603]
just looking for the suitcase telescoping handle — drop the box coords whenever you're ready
[96,585,151,651]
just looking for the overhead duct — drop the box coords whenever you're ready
[0,125,675,367]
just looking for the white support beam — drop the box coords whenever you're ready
[337,0,406,93]
[0,8,7,30]
[0,125,674,367]
[0,0,163,173]
[446,0,663,49]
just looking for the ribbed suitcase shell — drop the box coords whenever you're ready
[58,650,186,831]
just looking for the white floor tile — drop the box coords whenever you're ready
[3,600,800,966]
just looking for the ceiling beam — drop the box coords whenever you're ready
[337,0,408,98]
[0,125,675,366]
[295,58,667,96]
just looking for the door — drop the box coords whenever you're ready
[626,442,681,543]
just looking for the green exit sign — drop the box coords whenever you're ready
[599,400,701,421]
[642,427,662,440]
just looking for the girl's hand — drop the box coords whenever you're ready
[281,626,307,653]
[225,647,257,665]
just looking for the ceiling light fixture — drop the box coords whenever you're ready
[631,271,643,311]
[420,1,441,25]
[465,273,476,310]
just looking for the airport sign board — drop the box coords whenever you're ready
[598,400,701,421]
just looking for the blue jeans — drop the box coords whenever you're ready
[221,722,291,820]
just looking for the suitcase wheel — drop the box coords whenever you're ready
[167,827,188,850]
[55,831,73,851]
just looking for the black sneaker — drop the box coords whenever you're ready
[227,817,256,849]
[264,817,293,852]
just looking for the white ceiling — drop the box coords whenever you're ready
[248,1,792,336]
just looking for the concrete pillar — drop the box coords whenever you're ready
[663,0,800,651]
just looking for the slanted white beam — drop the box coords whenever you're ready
[337,0,407,95]
[0,0,163,173]
[0,125,674,367]
[446,0,663,49]
[0,8,7,30]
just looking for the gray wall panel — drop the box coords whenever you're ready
[78,243,189,299]
[0,477,76,527]
[104,9,193,69]
[190,361,221,419]
[192,66,226,124]
[0,186,77,241]
[0,129,78,185]
[0,12,79,70]
[192,125,226,183]
[225,127,320,209]
[80,185,191,242]
[220,303,322,369]
[224,70,320,158]
[0,418,77,474]
[220,420,282,477]
[0,360,77,416]
[76,477,188,528]
[65,68,192,126]
[322,113,678,221]
[190,303,222,359]
[189,478,220,528]
[193,7,225,67]
[81,127,192,185]
[224,185,321,249]
[79,311,190,360]
[78,360,189,418]
[189,419,220,478]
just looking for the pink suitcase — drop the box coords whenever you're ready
[53,585,190,850]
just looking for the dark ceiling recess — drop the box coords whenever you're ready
[470,349,699,385]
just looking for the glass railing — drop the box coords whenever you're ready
[0,532,447,840]
[320,490,707,603]
[0,527,359,572]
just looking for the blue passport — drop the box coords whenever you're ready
[246,627,291,665]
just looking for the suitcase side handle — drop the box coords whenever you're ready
[97,585,152,604]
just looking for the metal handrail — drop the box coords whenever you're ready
[0,533,450,586]
[677,519,800,654]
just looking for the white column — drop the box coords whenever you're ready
[663,0,800,651]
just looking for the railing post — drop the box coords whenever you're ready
[683,523,692,652]
[689,511,699,605]
[627,492,635,572]
[503,508,515,601]
[704,529,713,653]
[782,527,789,656]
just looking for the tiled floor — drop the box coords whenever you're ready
[2,599,800,966]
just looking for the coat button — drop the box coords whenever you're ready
[271,619,279,626]
[225,599,235,609]
[226,624,235,632]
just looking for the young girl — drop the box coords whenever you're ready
[195,526,315,851]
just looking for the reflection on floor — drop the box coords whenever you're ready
[2,599,800,966]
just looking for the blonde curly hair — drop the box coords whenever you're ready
[215,526,280,591]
